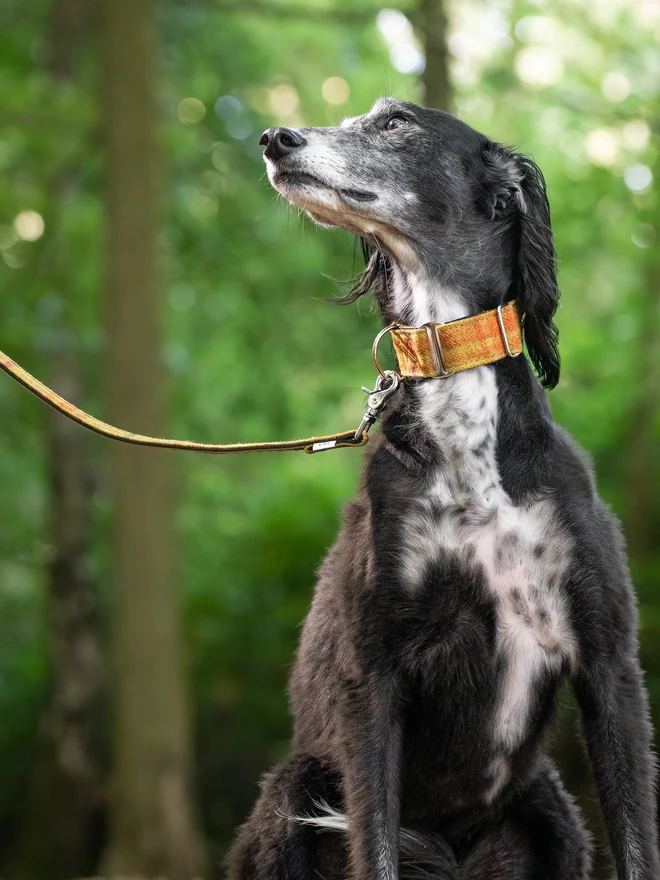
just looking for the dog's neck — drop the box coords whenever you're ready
[381,259,547,488]
[384,264,498,464]
[379,218,517,326]
[389,264,468,326]
[385,257,513,328]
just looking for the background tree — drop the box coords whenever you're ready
[4,1,103,877]
[419,0,451,111]
[102,0,204,876]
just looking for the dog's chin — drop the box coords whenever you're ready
[271,170,378,231]
[269,169,417,266]
[272,169,376,202]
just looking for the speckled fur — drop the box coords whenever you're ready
[402,369,578,801]
[228,100,659,880]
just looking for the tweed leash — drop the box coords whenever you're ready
[0,301,521,456]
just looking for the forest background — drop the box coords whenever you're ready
[0,0,658,877]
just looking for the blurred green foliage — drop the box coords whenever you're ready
[0,0,659,874]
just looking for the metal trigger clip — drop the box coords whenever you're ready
[353,370,401,441]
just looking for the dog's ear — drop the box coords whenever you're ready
[481,144,560,390]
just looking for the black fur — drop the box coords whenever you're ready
[227,100,659,880]
[346,144,561,390]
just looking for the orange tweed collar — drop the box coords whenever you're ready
[388,301,522,379]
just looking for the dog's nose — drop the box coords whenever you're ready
[259,127,306,160]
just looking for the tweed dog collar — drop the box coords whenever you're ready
[383,301,522,379]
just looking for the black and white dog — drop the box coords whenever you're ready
[227,99,659,880]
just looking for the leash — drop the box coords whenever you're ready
[0,349,400,455]
[0,301,521,456]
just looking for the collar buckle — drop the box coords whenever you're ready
[422,323,453,378]
[496,305,521,359]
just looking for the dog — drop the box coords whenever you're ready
[226,98,659,880]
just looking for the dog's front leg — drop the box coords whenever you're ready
[341,674,403,880]
[574,646,660,880]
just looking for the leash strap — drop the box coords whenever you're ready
[0,350,371,455]
[0,301,521,456]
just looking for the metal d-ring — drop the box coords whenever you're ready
[372,323,400,380]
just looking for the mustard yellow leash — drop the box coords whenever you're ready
[0,302,521,456]
[0,349,398,455]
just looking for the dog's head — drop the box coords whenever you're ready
[261,97,560,389]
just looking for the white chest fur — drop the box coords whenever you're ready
[399,368,577,778]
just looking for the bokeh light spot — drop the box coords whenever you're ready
[215,95,242,120]
[515,47,563,88]
[514,16,559,43]
[322,77,350,105]
[188,194,218,221]
[165,344,190,375]
[621,120,650,152]
[612,314,636,342]
[268,84,300,118]
[377,9,413,42]
[584,128,618,167]
[247,87,270,114]
[600,71,631,103]
[623,164,653,193]
[390,44,425,74]
[177,97,207,125]
[169,283,197,311]
[450,5,511,88]
[14,210,44,241]
[215,95,253,139]
[377,9,424,75]
[631,224,655,249]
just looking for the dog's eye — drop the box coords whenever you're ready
[384,115,407,132]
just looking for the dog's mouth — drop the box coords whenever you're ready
[273,170,377,203]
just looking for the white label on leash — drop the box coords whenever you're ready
[312,440,337,451]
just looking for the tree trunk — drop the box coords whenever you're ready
[101,0,205,876]
[7,2,104,877]
[419,0,452,112]
[9,363,104,880]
